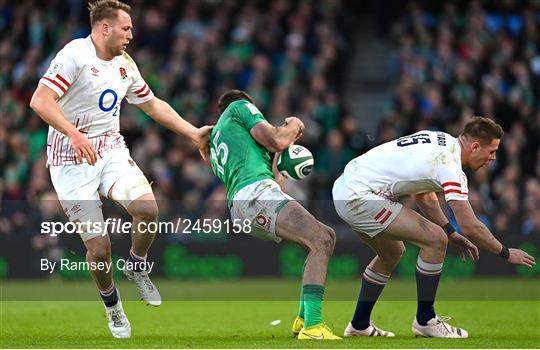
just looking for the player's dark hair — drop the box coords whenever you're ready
[217,90,255,114]
[461,116,504,145]
[88,0,131,27]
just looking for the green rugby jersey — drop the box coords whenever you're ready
[209,100,274,204]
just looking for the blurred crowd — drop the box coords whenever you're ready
[380,1,540,238]
[0,0,354,241]
[0,0,538,246]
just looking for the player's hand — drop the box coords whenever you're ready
[284,117,304,141]
[192,125,213,162]
[449,232,479,261]
[507,248,536,267]
[69,130,98,165]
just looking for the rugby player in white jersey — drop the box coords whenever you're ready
[333,117,535,338]
[29,0,212,338]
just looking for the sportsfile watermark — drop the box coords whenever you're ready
[40,218,253,237]
[1,199,538,301]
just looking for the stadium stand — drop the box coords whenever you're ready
[0,1,538,271]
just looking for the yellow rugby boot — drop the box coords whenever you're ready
[292,316,304,336]
[297,323,342,340]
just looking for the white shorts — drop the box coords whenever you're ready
[49,148,150,223]
[332,175,402,237]
[231,179,293,243]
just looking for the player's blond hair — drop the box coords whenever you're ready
[88,0,131,27]
[462,116,504,145]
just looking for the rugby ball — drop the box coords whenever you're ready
[277,145,314,180]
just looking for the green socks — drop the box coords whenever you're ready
[298,284,305,318]
[302,284,325,328]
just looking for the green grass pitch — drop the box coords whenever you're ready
[1,278,539,348]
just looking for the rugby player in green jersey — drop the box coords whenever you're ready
[209,90,341,340]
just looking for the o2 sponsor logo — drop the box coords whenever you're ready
[99,89,119,116]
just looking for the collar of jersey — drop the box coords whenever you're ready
[86,35,115,64]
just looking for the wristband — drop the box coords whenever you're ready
[498,245,510,260]
[442,222,456,236]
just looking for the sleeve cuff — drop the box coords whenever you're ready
[126,90,154,105]
[445,193,469,201]
[246,119,265,131]
[39,78,65,98]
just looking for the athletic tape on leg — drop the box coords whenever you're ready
[109,174,152,209]
[76,206,107,242]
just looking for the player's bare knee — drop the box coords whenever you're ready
[429,226,448,252]
[324,225,336,250]
[311,224,335,257]
[87,245,111,263]
[129,199,159,222]
[396,243,406,259]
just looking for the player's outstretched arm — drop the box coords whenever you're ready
[415,192,479,261]
[250,117,304,153]
[448,200,536,267]
[30,84,98,165]
[137,97,213,160]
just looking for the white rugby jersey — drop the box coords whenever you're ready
[341,131,468,201]
[40,36,154,165]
